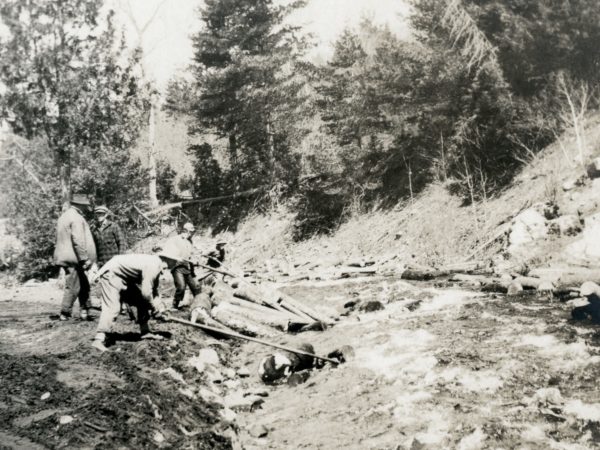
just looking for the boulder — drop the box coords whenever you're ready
[507,209,547,257]
[586,158,600,179]
[248,424,269,438]
[547,215,582,236]
[507,281,524,296]
[563,213,600,266]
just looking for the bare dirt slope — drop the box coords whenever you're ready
[0,284,234,450]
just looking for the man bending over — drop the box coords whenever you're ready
[91,253,174,352]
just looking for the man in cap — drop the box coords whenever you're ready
[91,252,174,352]
[206,239,227,269]
[54,194,97,321]
[92,205,126,267]
[160,222,202,310]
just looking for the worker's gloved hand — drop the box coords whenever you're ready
[80,259,92,270]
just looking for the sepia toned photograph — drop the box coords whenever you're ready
[1,0,600,448]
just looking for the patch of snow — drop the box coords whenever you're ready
[353,329,437,379]
[564,399,600,422]
[520,424,549,443]
[418,290,480,312]
[457,427,486,450]
[518,335,600,369]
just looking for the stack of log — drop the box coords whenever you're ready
[204,280,337,338]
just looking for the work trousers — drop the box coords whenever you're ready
[96,274,151,335]
[172,265,201,308]
[60,265,90,316]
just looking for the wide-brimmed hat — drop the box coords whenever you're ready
[580,281,600,297]
[216,239,227,246]
[71,193,91,206]
[183,222,195,232]
[94,205,109,215]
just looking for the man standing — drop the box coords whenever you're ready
[160,222,201,310]
[53,194,97,321]
[91,253,172,352]
[93,205,126,267]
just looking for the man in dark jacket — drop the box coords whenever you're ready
[93,205,126,266]
[53,194,97,321]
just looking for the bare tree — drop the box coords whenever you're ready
[118,0,171,208]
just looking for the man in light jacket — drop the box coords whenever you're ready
[160,222,202,310]
[53,194,97,321]
[91,253,172,352]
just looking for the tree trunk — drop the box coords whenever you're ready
[59,157,71,210]
[266,121,275,183]
[229,132,239,188]
[148,102,158,208]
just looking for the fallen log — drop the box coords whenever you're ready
[210,303,280,338]
[226,296,307,323]
[233,285,294,316]
[278,292,336,325]
[340,268,378,278]
[215,302,293,332]
[401,269,449,281]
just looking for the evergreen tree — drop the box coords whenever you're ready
[186,0,308,191]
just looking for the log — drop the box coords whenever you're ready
[210,303,280,338]
[401,269,449,281]
[233,285,292,316]
[340,268,378,278]
[278,292,336,325]
[227,296,308,323]
[480,279,511,293]
[216,302,293,331]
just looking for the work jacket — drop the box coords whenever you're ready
[93,220,126,265]
[96,254,163,305]
[53,207,97,267]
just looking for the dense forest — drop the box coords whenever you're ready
[1,0,599,275]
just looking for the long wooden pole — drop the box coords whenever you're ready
[165,315,340,365]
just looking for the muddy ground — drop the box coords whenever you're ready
[2,276,600,449]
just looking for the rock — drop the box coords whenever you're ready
[224,368,236,379]
[40,392,50,401]
[287,371,310,386]
[562,179,577,191]
[586,158,600,179]
[205,366,224,384]
[220,407,237,423]
[198,388,222,404]
[224,392,264,412]
[507,209,547,257]
[187,348,221,373]
[59,415,74,425]
[507,282,523,296]
[153,430,165,444]
[248,424,268,438]
[327,345,355,363]
[547,215,582,236]
[359,300,384,312]
[178,388,196,399]
[563,213,600,266]
[237,367,250,378]
[224,379,241,390]
[160,367,185,384]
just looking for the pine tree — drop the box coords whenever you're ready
[187,0,308,190]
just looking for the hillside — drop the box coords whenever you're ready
[186,114,600,279]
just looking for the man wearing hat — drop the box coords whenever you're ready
[160,222,202,310]
[573,282,600,322]
[92,205,126,267]
[90,252,174,352]
[53,193,97,321]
